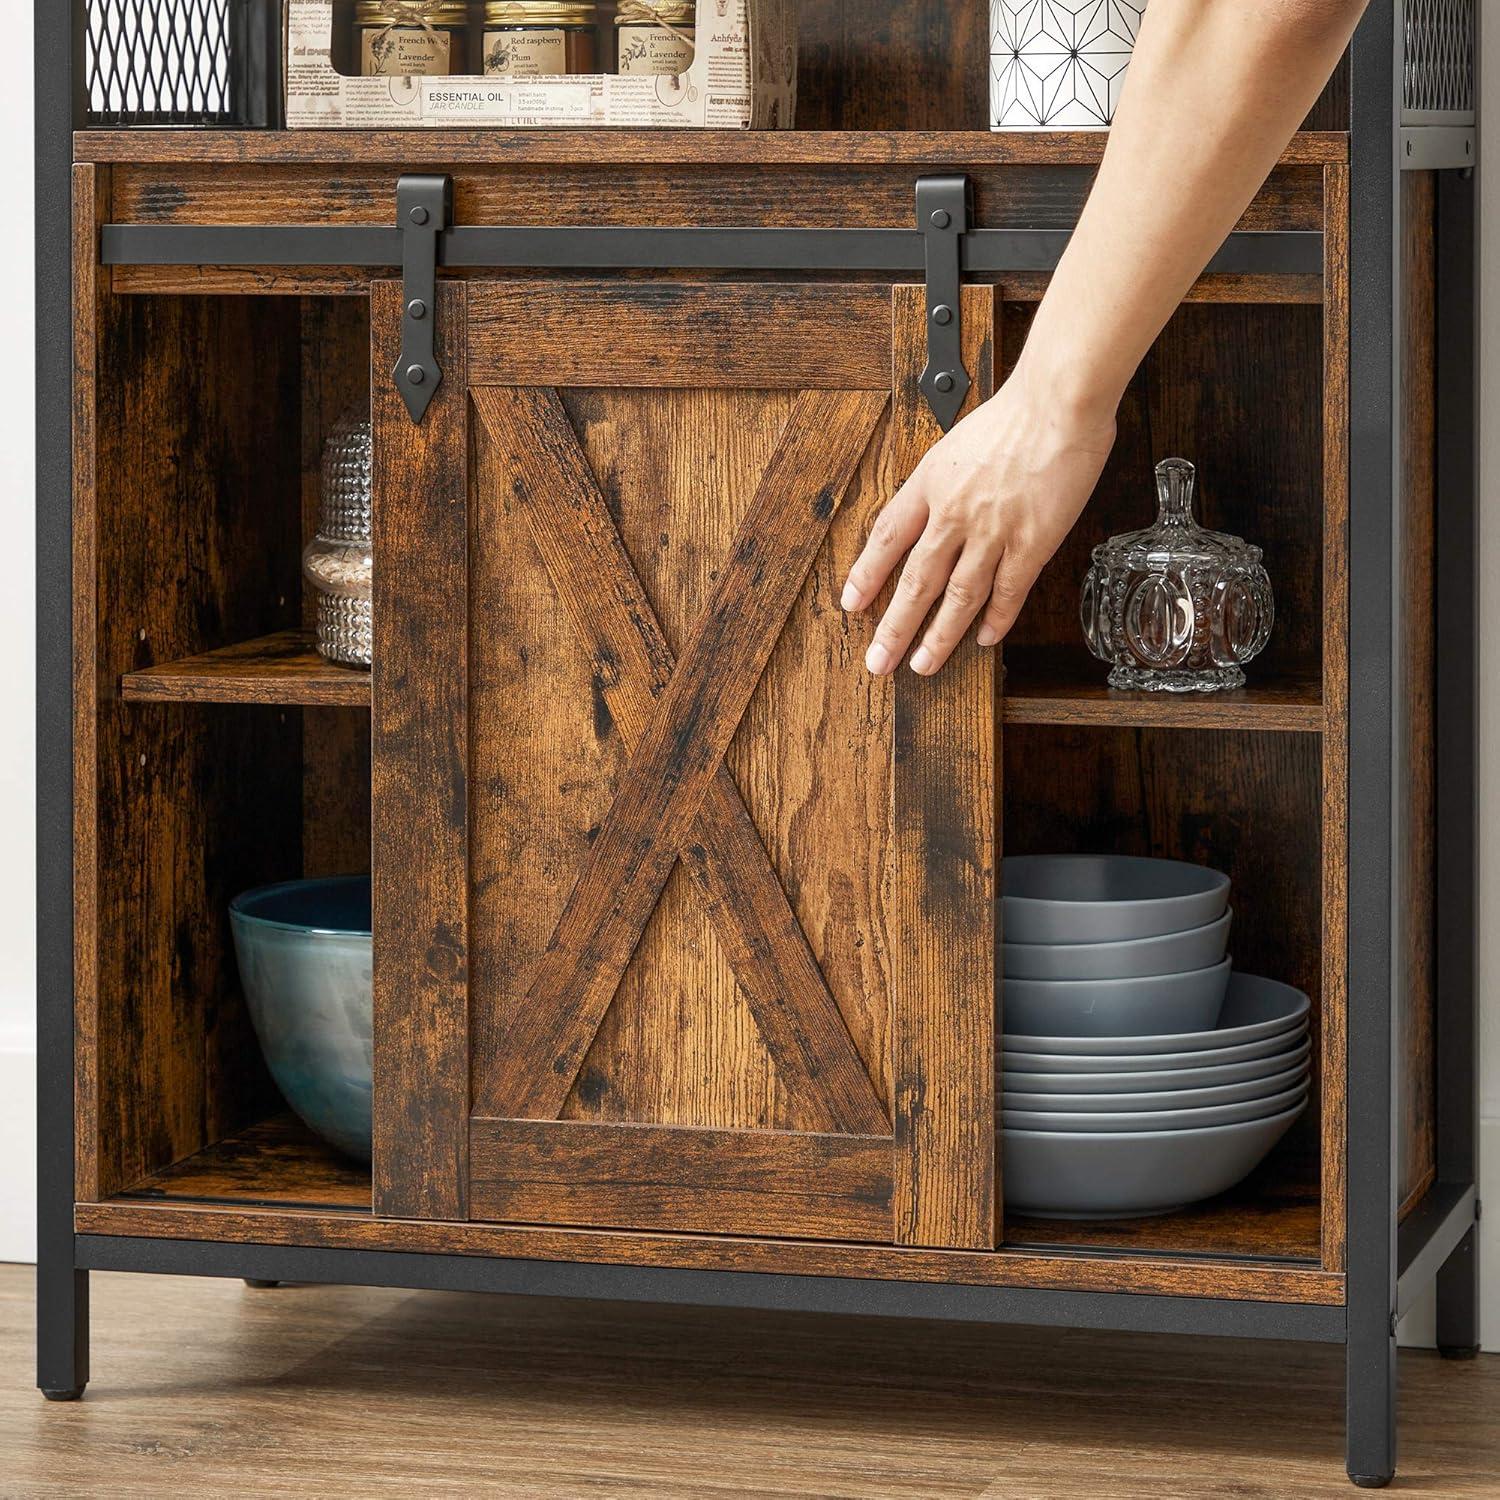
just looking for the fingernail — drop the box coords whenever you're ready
[866,643,893,675]
[909,647,934,675]
[841,582,863,612]
[976,624,1001,647]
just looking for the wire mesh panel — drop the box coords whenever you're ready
[1403,0,1475,121]
[82,0,280,126]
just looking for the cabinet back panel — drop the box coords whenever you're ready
[79,293,304,1197]
[1006,300,1324,685]
[298,298,373,882]
[1002,724,1324,1247]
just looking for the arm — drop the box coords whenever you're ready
[841,0,1367,677]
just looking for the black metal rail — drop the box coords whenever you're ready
[76,1234,1349,1344]
[100,222,1324,276]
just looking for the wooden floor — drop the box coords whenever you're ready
[1,1265,1495,1498]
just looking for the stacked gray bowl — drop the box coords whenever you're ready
[1001,855,1311,1219]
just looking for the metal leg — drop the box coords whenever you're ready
[243,1279,282,1290]
[36,1264,89,1402]
[1346,1314,1398,1488]
[1436,1226,1480,1359]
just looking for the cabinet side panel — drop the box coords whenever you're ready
[79,255,302,1194]
[1321,162,1351,1273]
[1397,170,1438,1219]
[796,0,988,131]
[371,280,470,1220]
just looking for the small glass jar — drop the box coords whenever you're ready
[1080,458,1275,694]
[357,2,472,77]
[304,417,373,669]
[615,0,695,75]
[483,2,599,76]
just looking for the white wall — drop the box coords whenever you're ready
[0,12,1497,1338]
[0,7,36,1264]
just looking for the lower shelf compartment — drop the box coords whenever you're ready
[116,1114,372,1214]
[93,1115,1330,1302]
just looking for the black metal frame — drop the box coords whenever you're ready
[33,0,1481,1485]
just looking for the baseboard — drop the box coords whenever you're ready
[0,1036,35,1263]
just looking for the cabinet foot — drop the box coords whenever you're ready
[41,1387,85,1403]
[243,1279,281,1289]
[1349,1476,1393,1490]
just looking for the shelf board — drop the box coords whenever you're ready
[1004,1143,1323,1265]
[120,630,371,708]
[115,1114,371,1214]
[1002,649,1323,732]
[74,127,1350,169]
[102,1113,1319,1270]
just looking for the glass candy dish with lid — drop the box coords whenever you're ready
[1080,458,1274,693]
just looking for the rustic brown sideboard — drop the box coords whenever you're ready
[35,2,1480,1487]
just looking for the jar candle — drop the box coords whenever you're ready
[483,3,599,77]
[615,1,694,75]
[357,1,472,77]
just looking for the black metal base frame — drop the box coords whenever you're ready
[77,1233,1349,1343]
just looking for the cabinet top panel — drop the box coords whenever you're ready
[73,128,1351,170]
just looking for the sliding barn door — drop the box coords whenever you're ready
[371,278,998,1250]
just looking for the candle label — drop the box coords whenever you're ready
[361,25,453,76]
[617,24,695,75]
[484,29,570,76]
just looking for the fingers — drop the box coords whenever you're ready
[908,543,1007,676]
[975,550,1041,648]
[840,468,928,614]
[864,533,962,676]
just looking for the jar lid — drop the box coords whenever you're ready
[357,2,470,25]
[486,2,598,23]
[615,0,694,22]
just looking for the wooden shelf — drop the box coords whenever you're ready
[104,1113,1318,1267]
[73,128,1351,169]
[120,631,371,708]
[115,1114,371,1214]
[1004,1142,1323,1265]
[84,1115,1336,1302]
[1002,648,1323,733]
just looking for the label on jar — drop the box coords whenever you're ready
[617,23,695,76]
[484,28,570,77]
[361,25,453,77]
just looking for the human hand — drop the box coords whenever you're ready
[840,369,1117,676]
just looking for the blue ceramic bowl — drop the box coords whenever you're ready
[229,877,372,1162]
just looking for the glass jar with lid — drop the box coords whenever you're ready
[357,1,472,77]
[1079,458,1275,693]
[483,2,599,76]
[303,417,374,668]
[615,1,695,75]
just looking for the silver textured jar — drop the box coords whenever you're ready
[303,417,373,668]
[1080,458,1274,693]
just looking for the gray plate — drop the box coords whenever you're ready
[1004,1060,1309,1113]
[1002,1038,1312,1094]
[1002,1023,1308,1075]
[1003,1080,1309,1134]
[1003,910,1232,980]
[1002,854,1231,944]
[1004,973,1310,1058]
[1004,958,1231,1039]
[1003,1100,1307,1218]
